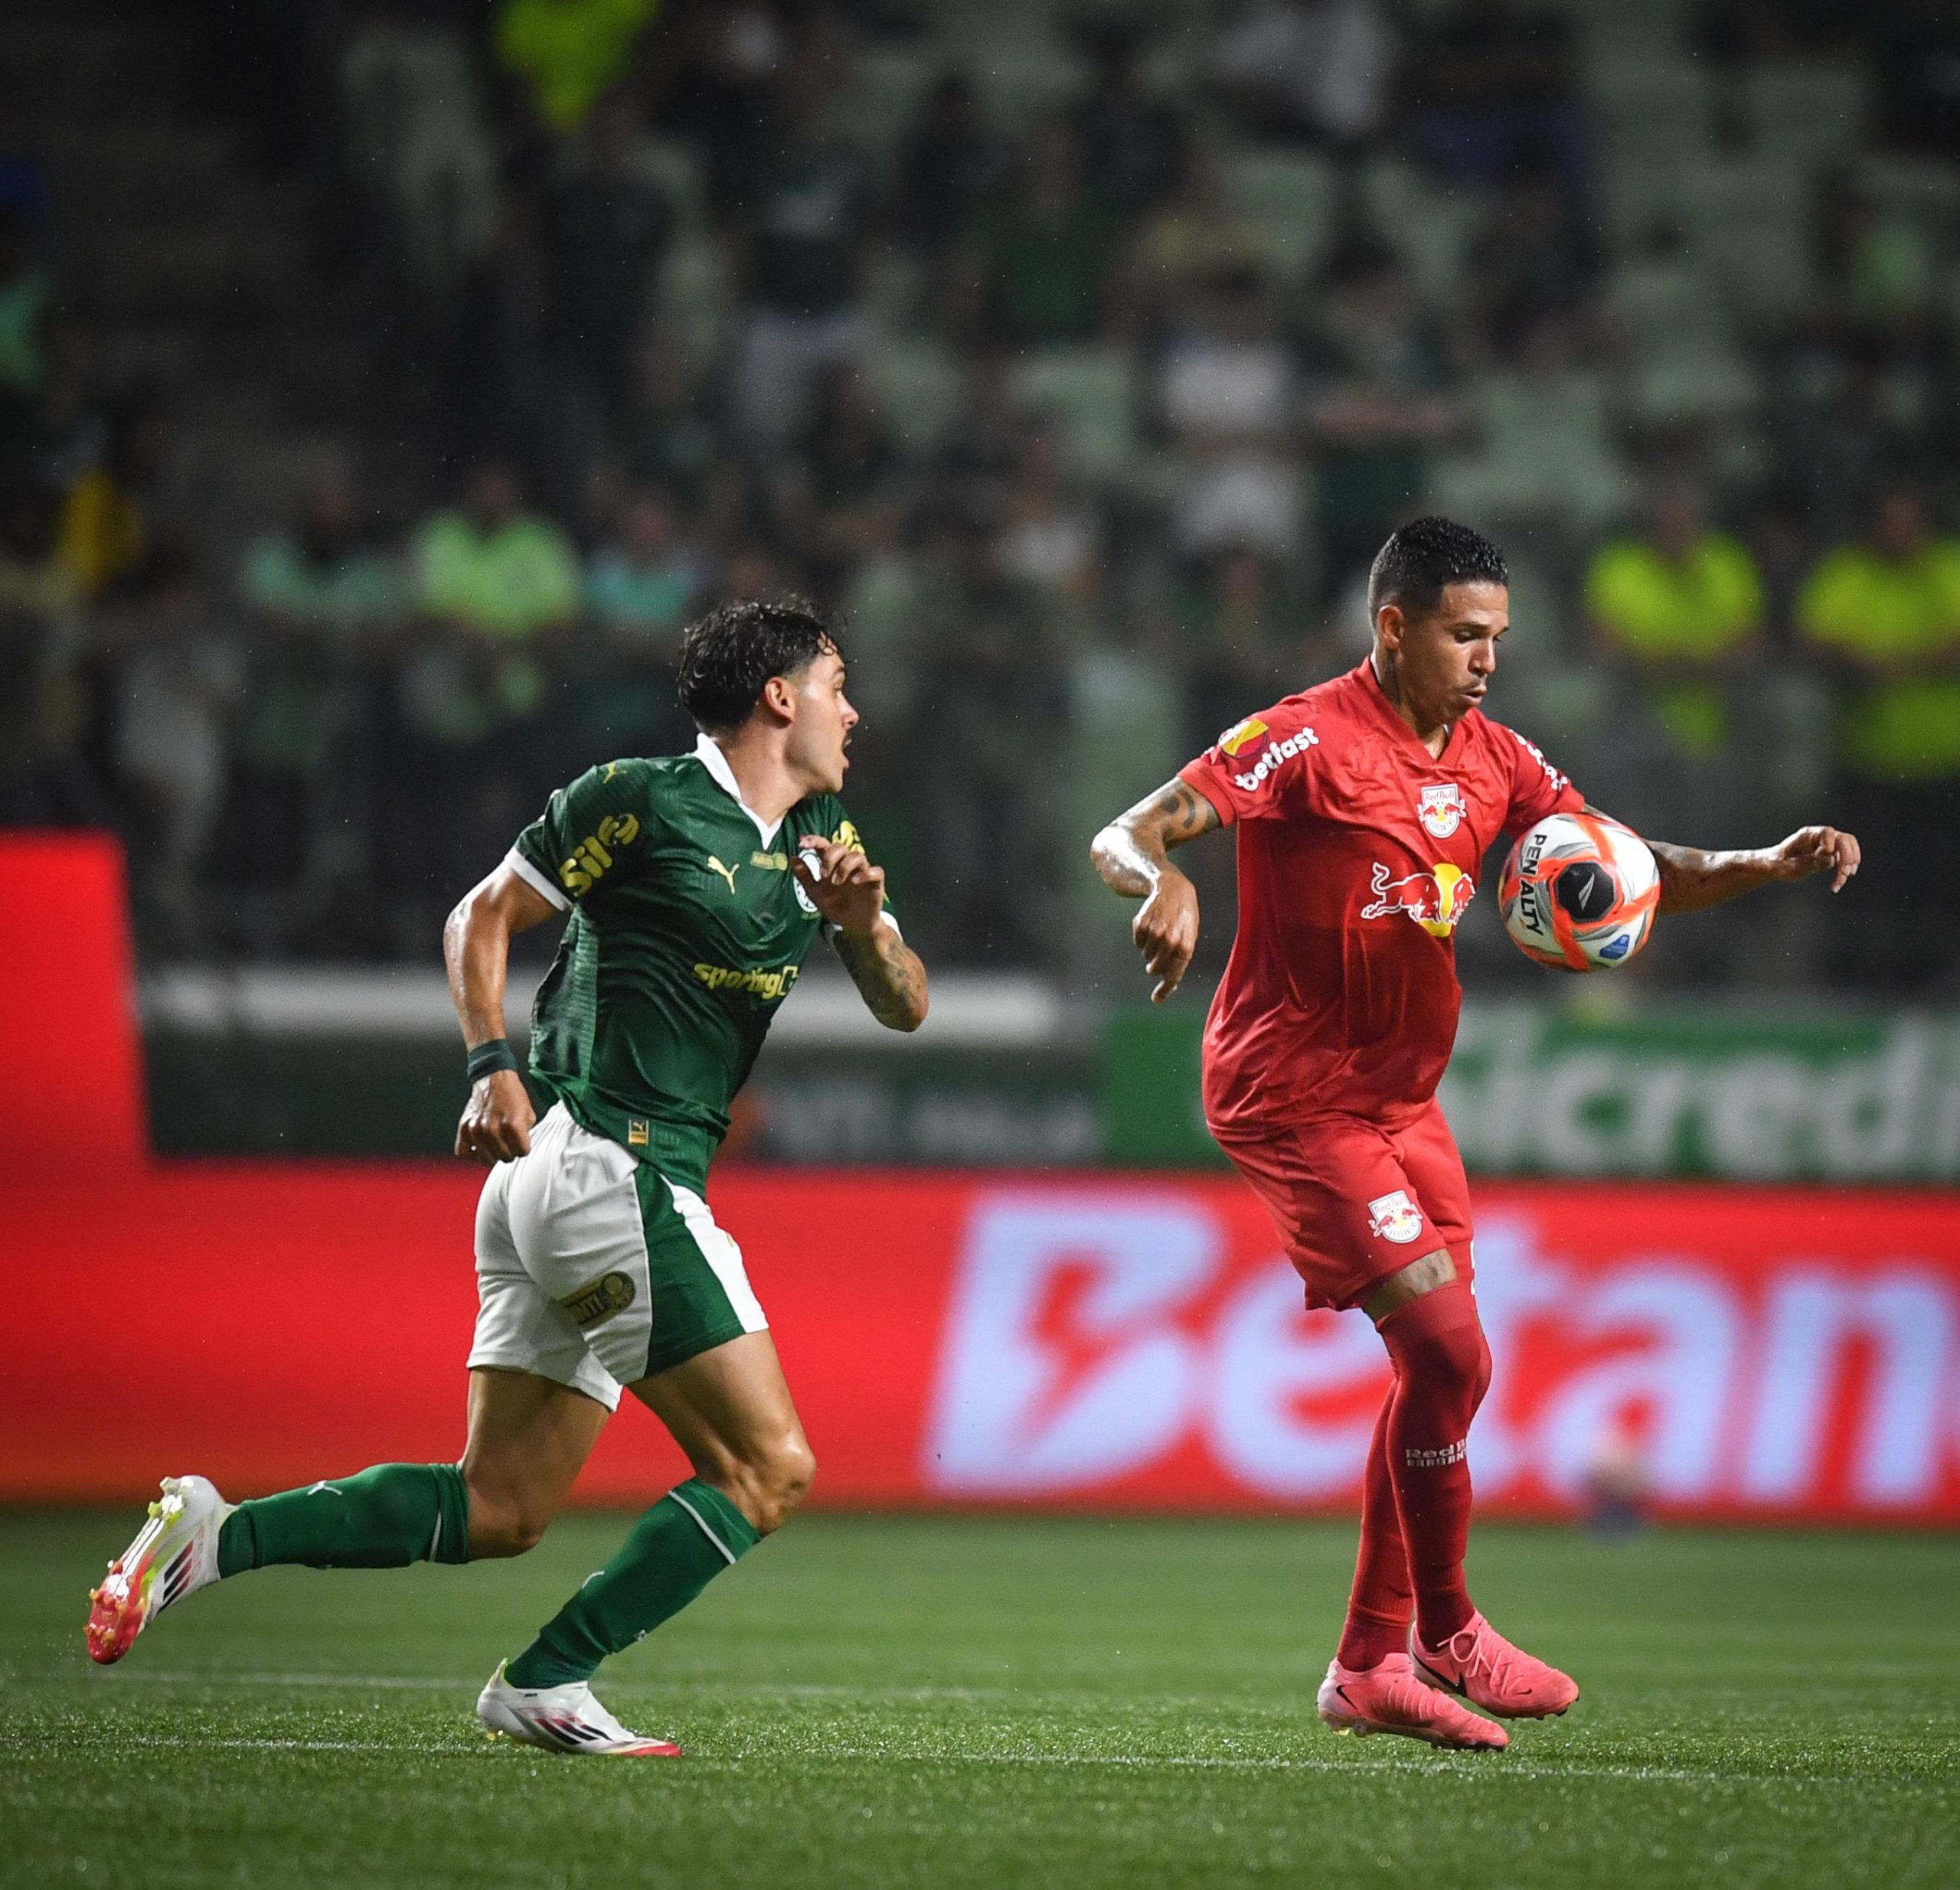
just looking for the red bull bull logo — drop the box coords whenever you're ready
[1361,860,1476,936]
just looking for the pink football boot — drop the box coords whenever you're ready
[1410,1611,1579,1719]
[1316,1653,1508,1750]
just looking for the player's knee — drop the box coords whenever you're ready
[718,1435,815,1537]
[463,1484,554,1559]
[1380,1284,1488,1411]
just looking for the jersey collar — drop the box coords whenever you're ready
[691,732,786,847]
[1358,656,1459,762]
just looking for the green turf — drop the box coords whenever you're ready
[2,1513,1954,1889]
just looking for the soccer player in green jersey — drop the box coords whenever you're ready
[86,599,929,1755]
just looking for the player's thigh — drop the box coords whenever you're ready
[462,1365,609,1523]
[628,1330,813,1518]
[1394,1101,1475,1280]
[1219,1115,1452,1312]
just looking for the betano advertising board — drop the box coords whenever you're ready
[5,1167,1955,1523]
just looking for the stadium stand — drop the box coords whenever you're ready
[0,0,1955,994]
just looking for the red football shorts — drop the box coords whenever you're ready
[1211,1099,1473,1312]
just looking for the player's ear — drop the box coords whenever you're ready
[1374,601,1405,651]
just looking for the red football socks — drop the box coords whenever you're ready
[1341,1279,1493,1658]
[1335,1386,1413,1670]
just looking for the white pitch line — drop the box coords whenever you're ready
[96,1671,465,1692]
[66,1727,1923,1790]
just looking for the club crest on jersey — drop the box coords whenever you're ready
[1419,783,1465,839]
[1361,860,1476,936]
[1367,1190,1425,1245]
[1217,716,1269,758]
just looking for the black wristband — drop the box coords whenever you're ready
[466,1038,522,1084]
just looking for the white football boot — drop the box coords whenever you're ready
[477,1661,681,1757]
[86,1474,233,1664]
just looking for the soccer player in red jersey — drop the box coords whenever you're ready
[1092,518,1860,1750]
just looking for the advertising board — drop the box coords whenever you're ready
[6,1168,1955,1523]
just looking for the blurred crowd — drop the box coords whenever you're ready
[2,0,1958,991]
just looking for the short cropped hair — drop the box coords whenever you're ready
[1367,517,1508,622]
[678,596,838,733]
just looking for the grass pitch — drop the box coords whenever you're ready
[2,1513,1954,1890]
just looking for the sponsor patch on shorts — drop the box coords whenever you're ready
[557,1271,637,1327]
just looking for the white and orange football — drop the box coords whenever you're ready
[1499,811,1659,971]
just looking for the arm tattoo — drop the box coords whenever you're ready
[1091,777,1222,898]
[1648,839,1769,916]
[832,920,929,1032]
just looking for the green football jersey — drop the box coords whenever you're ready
[508,734,873,1189]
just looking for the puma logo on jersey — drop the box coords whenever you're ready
[705,856,740,895]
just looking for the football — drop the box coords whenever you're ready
[1499,811,1660,971]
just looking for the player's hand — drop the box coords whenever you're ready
[792,837,888,936]
[1134,867,1200,1002]
[1768,825,1861,893]
[455,1069,535,1166]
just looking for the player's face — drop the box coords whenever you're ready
[1394,582,1508,726]
[784,648,859,794]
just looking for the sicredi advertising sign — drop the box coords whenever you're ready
[8,1166,1955,1523]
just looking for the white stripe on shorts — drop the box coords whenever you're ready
[665,1181,768,1334]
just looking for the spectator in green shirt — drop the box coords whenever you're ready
[234,477,404,921]
[1797,481,1960,989]
[1586,481,1766,758]
[963,118,1121,351]
[732,90,871,442]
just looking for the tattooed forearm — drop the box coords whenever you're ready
[833,920,929,1032]
[1091,778,1223,898]
[1648,839,1774,916]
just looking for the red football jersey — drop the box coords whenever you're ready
[1178,659,1583,1133]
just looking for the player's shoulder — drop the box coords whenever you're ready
[790,790,861,849]
[1463,706,1571,792]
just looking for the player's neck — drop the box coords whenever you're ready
[707,728,810,828]
[1368,650,1451,757]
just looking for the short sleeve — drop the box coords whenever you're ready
[1501,727,1583,841]
[1178,703,1325,826]
[509,762,648,910]
[805,801,901,937]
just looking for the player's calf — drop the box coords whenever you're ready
[85,1475,232,1665]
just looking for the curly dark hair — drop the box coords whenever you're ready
[677,596,839,733]
[1367,517,1508,622]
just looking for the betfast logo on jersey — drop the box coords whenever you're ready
[1229,725,1318,792]
[1419,783,1465,838]
[1361,860,1476,936]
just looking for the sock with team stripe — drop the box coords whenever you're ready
[504,1478,760,1689]
[216,1463,472,1576]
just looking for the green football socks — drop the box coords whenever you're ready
[505,1478,760,1689]
[217,1462,472,1576]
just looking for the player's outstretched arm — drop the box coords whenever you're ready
[445,862,560,1164]
[796,838,929,1033]
[1591,808,1862,916]
[1090,776,1223,1003]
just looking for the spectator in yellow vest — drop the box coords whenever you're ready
[1798,483,1960,784]
[1797,481,1960,990]
[1585,481,1764,758]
